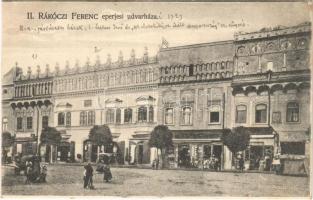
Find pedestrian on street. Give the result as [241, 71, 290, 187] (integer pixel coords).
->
[103, 160, 112, 183]
[83, 165, 88, 188]
[86, 163, 94, 189]
[239, 156, 244, 172]
[25, 161, 33, 184]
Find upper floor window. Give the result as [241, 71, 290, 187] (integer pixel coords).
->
[138, 106, 147, 122]
[165, 108, 174, 124]
[116, 109, 121, 124]
[42, 116, 49, 129]
[189, 65, 194, 76]
[17, 117, 23, 130]
[66, 112, 71, 126]
[286, 102, 299, 122]
[58, 113, 65, 126]
[255, 104, 267, 123]
[182, 107, 192, 125]
[149, 106, 154, 122]
[88, 111, 95, 125]
[80, 111, 87, 126]
[106, 109, 115, 124]
[124, 108, 132, 123]
[3, 89, 7, 94]
[267, 61, 273, 72]
[26, 117, 33, 129]
[84, 100, 92, 107]
[209, 105, 220, 123]
[236, 105, 247, 123]
[2, 117, 8, 132]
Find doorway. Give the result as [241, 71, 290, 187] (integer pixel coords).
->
[137, 144, 144, 164]
[58, 145, 70, 162]
[249, 146, 263, 170]
[178, 144, 190, 168]
[45, 145, 51, 163]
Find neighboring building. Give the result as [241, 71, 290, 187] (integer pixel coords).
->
[157, 41, 235, 169]
[231, 22, 311, 170]
[2, 22, 310, 171]
[2, 65, 18, 161]
[7, 64, 54, 158]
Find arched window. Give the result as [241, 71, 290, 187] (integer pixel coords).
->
[236, 105, 247, 123]
[287, 102, 299, 122]
[106, 109, 115, 124]
[88, 111, 95, 125]
[165, 108, 174, 124]
[138, 106, 147, 122]
[182, 107, 192, 125]
[149, 106, 154, 122]
[124, 108, 132, 123]
[66, 112, 71, 126]
[116, 108, 121, 124]
[80, 111, 87, 126]
[58, 112, 65, 126]
[255, 104, 267, 123]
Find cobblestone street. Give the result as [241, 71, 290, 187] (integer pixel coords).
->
[1, 164, 310, 197]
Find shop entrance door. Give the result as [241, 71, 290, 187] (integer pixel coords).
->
[137, 145, 144, 164]
[91, 145, 98, 162]
[213, 145, 222, 163]
[178, 144, 190, 168]
[250, 146, 263, 170]
[45, 145, 51, 163]
[58, 145, 70, 162]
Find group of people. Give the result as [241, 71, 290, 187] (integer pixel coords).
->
[25, 161, 47, 184]
[84, 161, 113, 189]
[203, 155, 221, 171]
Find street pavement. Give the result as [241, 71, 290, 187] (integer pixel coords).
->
[1, 164, 310, 197]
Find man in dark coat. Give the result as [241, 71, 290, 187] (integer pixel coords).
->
[86, 163, 94, 189]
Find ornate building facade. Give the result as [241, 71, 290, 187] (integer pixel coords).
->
[52, 48, 159, 163]
[2, 22, 310, 170]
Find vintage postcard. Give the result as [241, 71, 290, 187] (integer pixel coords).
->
[1, 1, 312, 198]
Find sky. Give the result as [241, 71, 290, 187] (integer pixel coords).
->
[1, 2, 311, 76]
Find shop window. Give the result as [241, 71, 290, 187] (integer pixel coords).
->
[182, 107, 192, 125]
[2, 117, 8, 132]
[66, 112, 71, 126]
[25, 143, 33, 154]
[26, 117, 33, 129]
[116, 108, 121, 124]
[17, 117, 23, 130]
[58, 112, 65, 126]
[281, 142, 305, 155]
[106, 109, 115, 124]
[165, 108, 174, 124]
[124, 108, 132, 123]
[42, 116, 49, 129]
[255, 104, 267, 123]
[138, 106, 147, 122]
[286, 102, 299, 122]
[236, 105, 247, 123]
[88, 111, 95, 125]
[80, 111, 87, 126]
[149, 106, 154, 122]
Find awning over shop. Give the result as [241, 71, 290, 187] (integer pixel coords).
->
[131, 134, 150, 140]
[172, 129, 223, 140]
[278, 131, 308, 142]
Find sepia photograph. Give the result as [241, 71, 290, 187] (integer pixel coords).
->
[1, 1, 312, 198]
